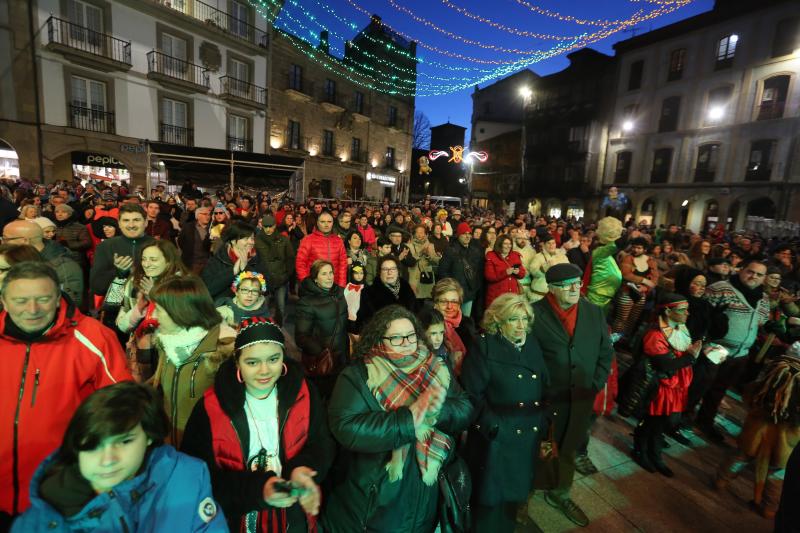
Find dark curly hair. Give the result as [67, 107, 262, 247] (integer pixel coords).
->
[351, 304, 432, 360]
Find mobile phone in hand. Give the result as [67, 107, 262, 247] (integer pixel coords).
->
[273, 481, 310, 498]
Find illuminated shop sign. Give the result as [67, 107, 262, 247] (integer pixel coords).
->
[367, 172, 397, 186]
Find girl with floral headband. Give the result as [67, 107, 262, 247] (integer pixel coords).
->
[216, 271, 271, 327]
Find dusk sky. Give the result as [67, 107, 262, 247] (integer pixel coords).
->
[270, 0, 717, 144]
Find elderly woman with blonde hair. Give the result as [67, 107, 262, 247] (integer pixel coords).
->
[461, 293, 548, 532]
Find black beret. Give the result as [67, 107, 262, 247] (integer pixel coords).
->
[235, 317, 284, 351]
[545, 263, 583, 284]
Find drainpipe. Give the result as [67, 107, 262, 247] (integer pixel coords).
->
[27, 0, 44, 181]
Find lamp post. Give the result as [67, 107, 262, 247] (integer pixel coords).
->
[519, 87, 532, 213]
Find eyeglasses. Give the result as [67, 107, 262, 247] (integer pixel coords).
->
[436, 298, 460, 307]
[237, 288, 261, 295]
[551, 280, 583, 290]
[214, 212, 226, 215]
[382, 332, 418, 347]
[380, 267, 398, 272]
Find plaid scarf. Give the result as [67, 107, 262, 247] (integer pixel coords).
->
[365, 343, 452, 485]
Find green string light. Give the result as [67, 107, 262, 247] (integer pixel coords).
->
[252, 0, 691, 96]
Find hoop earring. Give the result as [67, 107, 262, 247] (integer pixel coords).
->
[281, 363, 288, 377]
[236, 368, 244, 383]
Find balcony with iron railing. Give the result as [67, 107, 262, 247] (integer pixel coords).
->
[68, 104, 115, 134]
[220, 76, 266, 108]
[228, 136, 253, 152]
[147, 51, 210, 93]
[745, 166, 771, 181]
[320, 90, 344, 112]
[46, 16, 132, 70]
[282, 133, 310, 152]
[756, 100, 785, 121]
[650, 169, 669, 184]
[693, 167, 716, 182]
[349, 150, 368, 163]
[160, 123, 194, 146]
[284, 76, 315, 101]
[155, 0, 268, 48]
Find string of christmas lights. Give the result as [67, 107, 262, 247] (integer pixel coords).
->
[344, 0, 690, 65]
[279, 0, 491, 83]
[438, 0, 588, 40]
[383, 0, 575, 53]
[297, 0, 532, 73]
[250, 0, 693, 96]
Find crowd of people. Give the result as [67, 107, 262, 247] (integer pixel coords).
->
[0, 177, 799, 532]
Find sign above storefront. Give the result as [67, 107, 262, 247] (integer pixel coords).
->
[367, 171, 396, 186]
[71, 151, 127, 169]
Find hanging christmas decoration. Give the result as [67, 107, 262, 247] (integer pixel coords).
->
[250, 0, 694, 96]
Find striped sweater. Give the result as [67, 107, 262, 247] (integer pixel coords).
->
[704, 280, 770, 358]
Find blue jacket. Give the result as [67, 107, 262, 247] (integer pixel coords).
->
[12, 445, 227, 532]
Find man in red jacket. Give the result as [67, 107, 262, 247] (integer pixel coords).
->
[295, 211, 348, 287]
[0, 261, 131, 525]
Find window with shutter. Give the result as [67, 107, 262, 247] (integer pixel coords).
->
[67, 0, 103, 48]
[162, 33, 188, 77]
[231, 1, 249, 39]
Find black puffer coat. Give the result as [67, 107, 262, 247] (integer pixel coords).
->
[322, 361, 473, 533]
[295, 277, 349, 398]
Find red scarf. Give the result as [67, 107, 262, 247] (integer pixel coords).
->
[546, 293, 578, 337]
[443, 310, 467, 375]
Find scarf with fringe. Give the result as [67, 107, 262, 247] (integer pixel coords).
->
[364, 343, 452, 486]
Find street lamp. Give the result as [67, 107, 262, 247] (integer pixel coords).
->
[622, 120, 634, 133]
[707, 105, 725, 121]
[519, 87, 532, 99]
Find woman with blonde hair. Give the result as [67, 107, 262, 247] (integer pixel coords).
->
[462, 293, 548, 532]
[18, 203, 40, 221]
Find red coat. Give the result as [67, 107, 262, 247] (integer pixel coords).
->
[484, 250, 526, 307]
[204, 381, 313, 533]
[643, 329, 693, 416]
[0, 300, 131, 514]
[295, 228, 348, 287]
[357, 224, 377, 251]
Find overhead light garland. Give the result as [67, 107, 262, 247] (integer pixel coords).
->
[252, 0, 693, 96]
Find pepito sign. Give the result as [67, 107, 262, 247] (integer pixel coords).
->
[71, 151, 127, 169]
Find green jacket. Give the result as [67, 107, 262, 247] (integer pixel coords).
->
[322, 362, 472, 532]
[254, 229, 296, 288]
[530, 297, 613, 490]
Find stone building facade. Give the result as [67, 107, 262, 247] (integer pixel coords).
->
[268, 20, 415, 203]
[605, 0, 800, 231]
